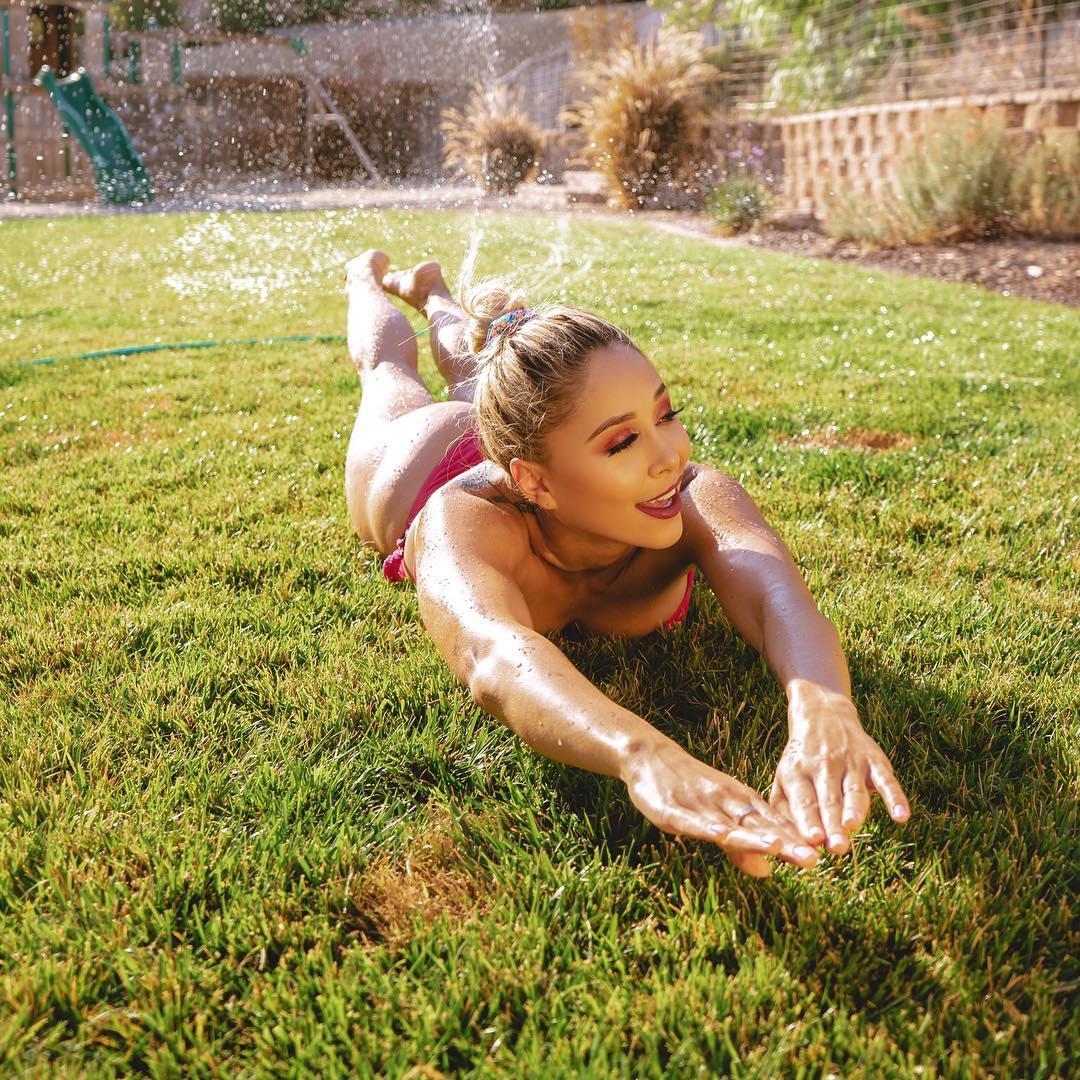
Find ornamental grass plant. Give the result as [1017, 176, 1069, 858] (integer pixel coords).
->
[440, 86, 544, 197]
[826, 115, 1019, 246]
[566, 32, 717, 209]
[1011, 135, 1080, 239]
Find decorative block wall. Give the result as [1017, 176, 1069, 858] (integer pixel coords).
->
[776, 87, 1080, 218]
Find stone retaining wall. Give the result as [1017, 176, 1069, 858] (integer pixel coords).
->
[776, 88, 1080, 218]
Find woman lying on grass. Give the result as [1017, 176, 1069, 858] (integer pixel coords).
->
[344, 249, 910, 878]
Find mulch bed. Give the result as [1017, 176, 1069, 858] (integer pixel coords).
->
[737, 225, 1080, 309]
[631, 200, 1080, 308]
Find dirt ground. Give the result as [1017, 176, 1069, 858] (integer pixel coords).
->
[642, 211, 1080, 309]
[738, 225, 1080, 309]
[5, 176, 1077, 308]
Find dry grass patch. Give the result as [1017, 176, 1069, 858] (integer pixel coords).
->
[401, 1067, 453, 1080]
[780, 427, 918, 452]
[340, 809, 490, 948]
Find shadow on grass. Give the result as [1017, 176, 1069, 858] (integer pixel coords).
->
[382, 590, 1074, 871]
[488, 607, 1077, 1022]
[548, 600, 1075, 843]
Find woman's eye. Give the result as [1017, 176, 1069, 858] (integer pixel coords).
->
[606, 407, 684, 456]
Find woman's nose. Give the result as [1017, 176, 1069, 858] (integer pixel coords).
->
[649, 433, 681, 476]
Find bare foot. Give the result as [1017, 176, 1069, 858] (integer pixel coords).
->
[344, 249, 391, 292]
[383, 260, 452, 315]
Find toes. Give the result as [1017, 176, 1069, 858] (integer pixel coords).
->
[382, 271, 419, 309]
[346, 249, 391, 284]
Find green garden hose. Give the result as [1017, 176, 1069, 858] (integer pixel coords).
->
[16, 327, 433, 369]
[16, 334, 348, 368]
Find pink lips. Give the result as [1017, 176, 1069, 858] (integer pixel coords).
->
[636, 489, 683, 519]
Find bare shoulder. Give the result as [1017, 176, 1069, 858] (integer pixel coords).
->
[682, 461, 748, 501]
[669, 460, 790, 570]
[410, 463, 537, 632]
[413, 462, 535, 577]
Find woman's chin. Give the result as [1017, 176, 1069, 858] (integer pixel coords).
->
[567, 509, 684, 553]
[653, 518, 685, 548]
[627, 513, 685, 550]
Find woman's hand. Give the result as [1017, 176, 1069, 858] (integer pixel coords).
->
[771, 685, 910, 855]
[622, 741, 820, 877]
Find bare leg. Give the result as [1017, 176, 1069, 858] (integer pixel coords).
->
[345, 250, 430, 419]
[343, 251, 474, 552]
[383, 261, 476, 403]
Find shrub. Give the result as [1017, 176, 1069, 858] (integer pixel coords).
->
[568, 4, 637, 66]
[565, 32, 718, 209]
[709, 174, 770, 233]
[110, 0, 180, 30]
[210, 0, 360, 31]
[211, 0, 291, 33]
[823, 191, 891, 246]
[1012, 136, 1080, 240]
[825, 115, 1020, 246]
[440, 87, 543, 196]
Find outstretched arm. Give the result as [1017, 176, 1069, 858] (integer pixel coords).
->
[412, 497, 819, 878]
[681, 466, 910, 855]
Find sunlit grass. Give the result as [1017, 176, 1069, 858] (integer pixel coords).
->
[1, 210, 1077, 1076]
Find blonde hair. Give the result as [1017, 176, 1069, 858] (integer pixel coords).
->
[459, 279, 635, 475]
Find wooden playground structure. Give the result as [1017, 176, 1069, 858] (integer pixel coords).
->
[0, 0, 382, 202]
[2, 0, 108, 197]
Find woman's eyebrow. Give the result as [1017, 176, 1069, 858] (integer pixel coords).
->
[586, 384, 668, 442]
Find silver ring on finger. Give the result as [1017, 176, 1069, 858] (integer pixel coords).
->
[735, 805, 756, 826]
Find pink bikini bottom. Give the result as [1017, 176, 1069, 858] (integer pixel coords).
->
[381, 429, 486, 583]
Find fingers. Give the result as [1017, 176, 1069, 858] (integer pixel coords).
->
[719, 792, 820, 870]
[653, 804, 770, 850]
[775, 774, 826, 847]
[771, 789, 793, 824]
[813, 771, 850, 855]
[869, 757, 911, 822]
[777, 763, 910, 862]
[841, 770, 873, 833]
[774, 784, 850, 857]
[722, 791, 798, 836]
[652, 805, 818, 874]
[728, 850, 772, 878]
[715, 824, 819, 871]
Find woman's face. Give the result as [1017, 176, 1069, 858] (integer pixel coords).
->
[528, 343, 692, 551]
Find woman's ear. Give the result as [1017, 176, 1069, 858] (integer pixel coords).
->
[509, 457, 557, 509]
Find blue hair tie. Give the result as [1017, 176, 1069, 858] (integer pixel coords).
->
[485, 307, 536, 346]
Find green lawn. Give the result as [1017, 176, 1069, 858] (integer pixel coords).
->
[1, 209, 1077, 1077]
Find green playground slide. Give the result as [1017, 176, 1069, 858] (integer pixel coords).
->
[35, 68, 154, 205]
